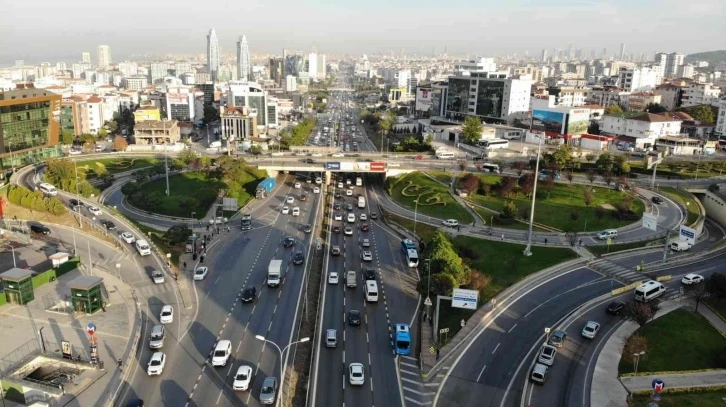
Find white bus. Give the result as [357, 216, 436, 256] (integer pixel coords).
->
[436, 151, 456, 159]
[38, 183, 58, 196]
[405, 249, 419, 268]
[477, 139, 509, 150]
[358, 196, 366, 209]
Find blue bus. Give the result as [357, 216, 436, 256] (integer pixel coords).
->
[401, 239, 417, 253]
[395, 324, 411, 355]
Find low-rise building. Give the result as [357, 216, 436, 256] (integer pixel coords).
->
[625, 92, 662, 112]
[133, 120, 180, 145]
[600, 112, 682, 149]
[220, 105, 258, 144]
[655, 135, 702, 155]
[681, 82, 721, 108]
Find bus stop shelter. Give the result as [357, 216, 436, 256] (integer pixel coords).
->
[0, 267, 35, 305]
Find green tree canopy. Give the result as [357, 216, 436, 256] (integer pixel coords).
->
[61, 130, 74, 145]
[644, 103, 668, 113]
[595, 152, 615, 173]
[461, 116, 483, 144]
[682, 105, 715, 123]
[604, 104, 623, 115]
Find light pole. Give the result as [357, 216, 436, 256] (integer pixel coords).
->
[190, 212, 196, 232]
[633, 351, 646, 374]
[10, 244, 16, 268]
[523, 137, 543, 256]
[164, 140, 170, 196]
[255, 335, 310, 407]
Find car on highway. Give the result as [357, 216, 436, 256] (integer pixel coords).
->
[147, 352, 166, 376]
[193, 267, 208, 281]
[370, 212, 378, 220]
[348, 363, 365, 386]
[242, 287, 256, 303]
[283, 236, 295, 248]
[313, 187, 320, 194]
[212, 340, 232, 367]
[363, 268, 376, 281]
[331, 245, 341, 256]
[361, 238, 370, 247]
[359, 214, 367, 221]
[361, 251, 373, 262]
[300, 193, 307, 201]
[303, 224, 312, 233]
[332, 225, 341, 233]
[334, 203, 342, 210]
[606, 301, 625, 315]
[548, 330, 567, 347]
[682, 273, 704, 285]
[30, 224, 51, 235]
[69, 199, 84, 209]
[530, 363, 548, 384]
[346, 204, 353, 211]
[292, 207, 300, 216]
[328, 271, 339, 284]
[348, 310, 361, 326]
[346, 189, 353, 196]
[282, 206, 290, 214]
[537, 345, 557, 366]
[159, 305, 173, 324]
[361, 223, 369, 231]
[443, 219, 459, 227]
[338, 181, 344, 188]
[347, 213, 356, 223]
[335, 192, 342, 199]
[232, 365, 253, 391]
[259, 376, 278, 405]
[120, 232, 136, 243]
[651, 196, 664, 204]
[344, 227, 353, 236]
[294, 182, 301, 189]
[334, 213, 343, 221]
[293, 251, 304, 265]
[581, 321, 601, 339]
[100, 220, 116, 230]
[88, 206, 103, 216]
[286, 196, 295, 204]
[332, 153, 344, 158]
[151, 270, 165, 284]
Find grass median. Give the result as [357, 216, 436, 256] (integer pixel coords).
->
[387, 171, 474, 224]
[632, 389, 726, 407]
[76, 157, 157, 178]
[587, 237, 665, 256]
[659, 186, 701, 225]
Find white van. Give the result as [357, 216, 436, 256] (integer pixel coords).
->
[209, 141, 222, 149]
[634, 280, 666, 302]
[365, 280, 378, 302]
[596, 229, 618, 240]
[135, 239, 151, 256]
[38, 183, 58, 196]
[212, 340, 232, 366]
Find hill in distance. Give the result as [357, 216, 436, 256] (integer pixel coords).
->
[685, 50, 726, 66]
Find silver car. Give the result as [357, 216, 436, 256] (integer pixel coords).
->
[259, 376, 278, 404]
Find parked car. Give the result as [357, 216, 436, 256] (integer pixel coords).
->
[537, 345, 557, 366]
[548, 330, 567, 347]
[30, 224, 51, 235]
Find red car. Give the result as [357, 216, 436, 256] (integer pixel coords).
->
[414, 155, 423, 160]
[361, 223, 370, 231]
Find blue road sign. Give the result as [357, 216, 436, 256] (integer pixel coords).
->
[326, 162, 341, 170]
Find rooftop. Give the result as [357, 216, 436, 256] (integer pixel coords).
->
[67, 275, 104, 290]
[0, 267, 34, 281]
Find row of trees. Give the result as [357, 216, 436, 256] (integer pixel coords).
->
[44, 158, 100, 198]
[279, 118, 317, 149]
[417, 231, 472, 297]
[6, 184, 66, 215]
[603, 102, 715, 124]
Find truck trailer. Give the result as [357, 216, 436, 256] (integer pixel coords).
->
[256, 177, 276, 199]
[268, 259, 282, 287]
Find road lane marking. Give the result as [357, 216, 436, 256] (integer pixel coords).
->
[492, 343, 500, 354]
[476, 365, 487, 382]
[508, 324, 518, 333]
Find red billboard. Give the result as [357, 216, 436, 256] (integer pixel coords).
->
[370, 162, 386, 172]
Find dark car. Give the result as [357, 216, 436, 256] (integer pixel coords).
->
[333, 225, 341, 234]
[293, 251, 304, 265]
[334, 203, 342, 210]
[363, 268, 376, 281]
[606, 301, 625, 315]
[69, 199, 84, 208]
[335, 193, 342, 199]
[304, 158, 316, 164]
[348, 310, 361, 326]
[346, 204, 353, 212]
[300, 194, 308, 202]
[361, 223, 369, 231]
[100, 220, 116, 230]
[242, 287, 256, 303]
[651, 196, 663, 205]
[30, 224, 51, 235]
[303, 224, 312, 234]
[283, 236, 295, 248]
[370, 212, 378, 220]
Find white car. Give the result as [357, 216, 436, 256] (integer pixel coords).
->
[359, 214, 367, 221]
[147, 352, 166, 376]
[282, 206, 290, 215]
[313, 187, 320, 194]
[537, 345, 557, 366]
[388, 163, 401, 167]
[332, 153, 344, 158]
[312, 153, 323, 157]
[286, 196, 295, 204]
[152, 270, 165, 284]
[334, 213, 343, 221]
[362, 238, 370, 247]
[69, 149, 82, 155]
[348, 363, 365, 386]
[347, 213, 356, 223]
[88, 206, 103, 216]
[682, 273, 704, 285]
[271, 152, 284, 157]
[194, 267, 208, 281]
[119, 232, 136, 244]
[292, 207, 300, 216]
[338, 182, 344, 188]
[442, 219, 459, 227]
[346, 189, 353, 196]
[159, 305, 173, 324]
[232, 365, 253, 391]
[328, 272, 339, 284]
[294, 182, 301, 189]
[362, 251, 373, 262]
[582, 321, 601, 339]
[344, 227, 353, 236]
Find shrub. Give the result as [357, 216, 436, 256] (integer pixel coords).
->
[501, 201, 517, 218]
[570, 210, 580, 221]
[164, 224, 192, 245]
[6, 185, 67, 216]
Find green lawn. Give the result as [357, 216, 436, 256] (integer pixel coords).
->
[437, 300, 476, 346]
[659, 187, 701, 225]
[631, 160, 726, 180]
[469, 175, 644, 232]
[133, 171, 226, 218]
[587, 238, 665, 256]
[618, 308, 726, 374]
[706, 298, 726, 321]
[388, 172, 474, 224]
[425, 170, 453, 186]
[633, 390, 726, 407]
[76, 157, 158, 178]
[452, 235, 577, 302]
[383, 211, 439, 243]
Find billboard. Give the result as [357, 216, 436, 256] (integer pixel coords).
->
[452, 288, 479, 309]
[564, 109, 590, 135]
[679, 225, 696, 245]
[370, 162, 385, 172]
[325, 162, 341, 170]
[531, 109, 566, 134]
[339, 162, 355, 171]
[353, 162, 370, 172]
[415, 87, 433, 112]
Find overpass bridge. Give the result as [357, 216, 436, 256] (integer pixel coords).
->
[256, 159, 415, 183]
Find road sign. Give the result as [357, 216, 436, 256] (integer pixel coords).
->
[370, 162, 386, 172]
[652, 379, 665, 393]
[87, 323, 96, 336]
[424, 297, 432, 307]
[607, 238, 612, 246]
[679, 225, 696, 245]
[452, 288, 479, 309]
[429, 346, 435, 354]
[439, 328, 450, 334]
[642, 212, 658, 232]
[325, 162, 341, 171]
[222, 197, 238, 211]
[544, 327, 551, 333]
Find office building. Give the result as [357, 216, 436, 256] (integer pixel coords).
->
[165, 85, 196, 121]
[0, 84, 62, 169]
[174, 61, 193, 78]
[125, 75, 149, 91]
[207, 29, 220, 81]
[443, 71, 532, 123]
[149, 62, 168, 85]
[97, 45, 112, 69]
[228, 81, 274, 128]
[237, 35, 251, 81]
[134, 120, 180, 145]
[285, 75, 297, 92]
[541, 49, 548, 62]
[220, 105, 258, 143]
[619, 43, 626, 60]
[663, 52, 684, 78]
[283, 49, 305, 77]
[269, 57, 284, 86]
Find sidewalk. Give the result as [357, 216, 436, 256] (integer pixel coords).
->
[590, 298, 726, 407]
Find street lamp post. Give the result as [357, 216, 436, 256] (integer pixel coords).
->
[255, 335, 310, 407]
[633, 351, 646, 374]
[190, 212, 196, 232]
[413, 199, 419, 238]
[523, 137, 543, 256]
[10, 244, 16, 268]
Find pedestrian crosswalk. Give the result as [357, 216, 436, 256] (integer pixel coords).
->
[399, 356, 435, 406]
[132, 282, 177, 299]
[589, 259, 644, 285]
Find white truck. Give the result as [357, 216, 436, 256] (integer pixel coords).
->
[358, 196, 366, 209]
[346, 271, 357, 288]
[670, 240, 693, 252]
[268, 260, 282, 287]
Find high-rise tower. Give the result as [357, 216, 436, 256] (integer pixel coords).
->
[619, 43, 626, 60]
[97, 45, 111, 69]
[237, 35, 251, 81]
[207, 29, 220, 82]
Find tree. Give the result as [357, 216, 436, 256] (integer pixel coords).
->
[583, 187, 593, 206]
[377, 111, 395, 136]
[202, 103, 220, 125]
[248, 145, 263, 155]
[596, 152, 614, 173]
[501, 201, 517, 218]
[595, 205, 606, 219]
[602, 171, 614, 187]
[459, 173, 479, 193]
[512, 161, 527, 177]
[98, 128, 108, 138]
[164, 223, 192, 245]
[497, 176, 516, 198]
[624, 301, 654, 328]
[587, 121, 600, 135]
[585, 153, 596, 164]
[461, 116, 483, 144]
[707, 272, 726, 299]
[644, 103, 668, 113]
[565, 231, 579, 247]
[687, 283, 709, 312]
[61, 130, 74, 145]
[113, 136, 128, 151]
[121, 182, 141, 196]
[586, 170, 596, 185]
[519, 173, 535, 197]
[604, 104, 623, 115]
[177, 148, 197, 168]
[543, 174, 556, 198]
[565, 170, 574, 184]
[614, 154, 630, 174]
[622, 334, 648, 364]
[682, 105, 715, 123]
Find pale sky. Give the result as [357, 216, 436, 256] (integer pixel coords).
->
[1, 0, 724, 64]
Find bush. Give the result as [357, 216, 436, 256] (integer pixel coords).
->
[6, 185, 67, 216]
[501, 201, 517, 218]
[570, 210, 580, 221]
[164, 224, 192, 245]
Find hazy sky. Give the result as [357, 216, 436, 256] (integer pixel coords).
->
[2, 0, 724, 64]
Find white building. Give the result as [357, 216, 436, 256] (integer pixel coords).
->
[678, 64, 695, 79]
[227, 81, 275, 128]
[716, 98, 726, 137]
[600, 112, 682, 148]
[618, 66, 659, 92]
[664, 52, 684, 77]
[454, 58, 497, 74]
[149, 62, 168, 85]
[443, 71, 533, 123]
[82, 52, 91, 64]
[285, 75, 297, 92]
[236, 36, 251, 81]
[220, 105, 258, 143]
[165, 85, 196, 121]
[86, 95, 104, 134]
[207, 29, 220, 81]
[125, 75, 149, 91]
[97, 45, 112, 69]
[174, 61, 193, 78]
[681, 82, 721, 108]
[118, 61, 138, 77]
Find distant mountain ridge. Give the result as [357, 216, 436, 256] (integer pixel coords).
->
[685, 50, 726, 66]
